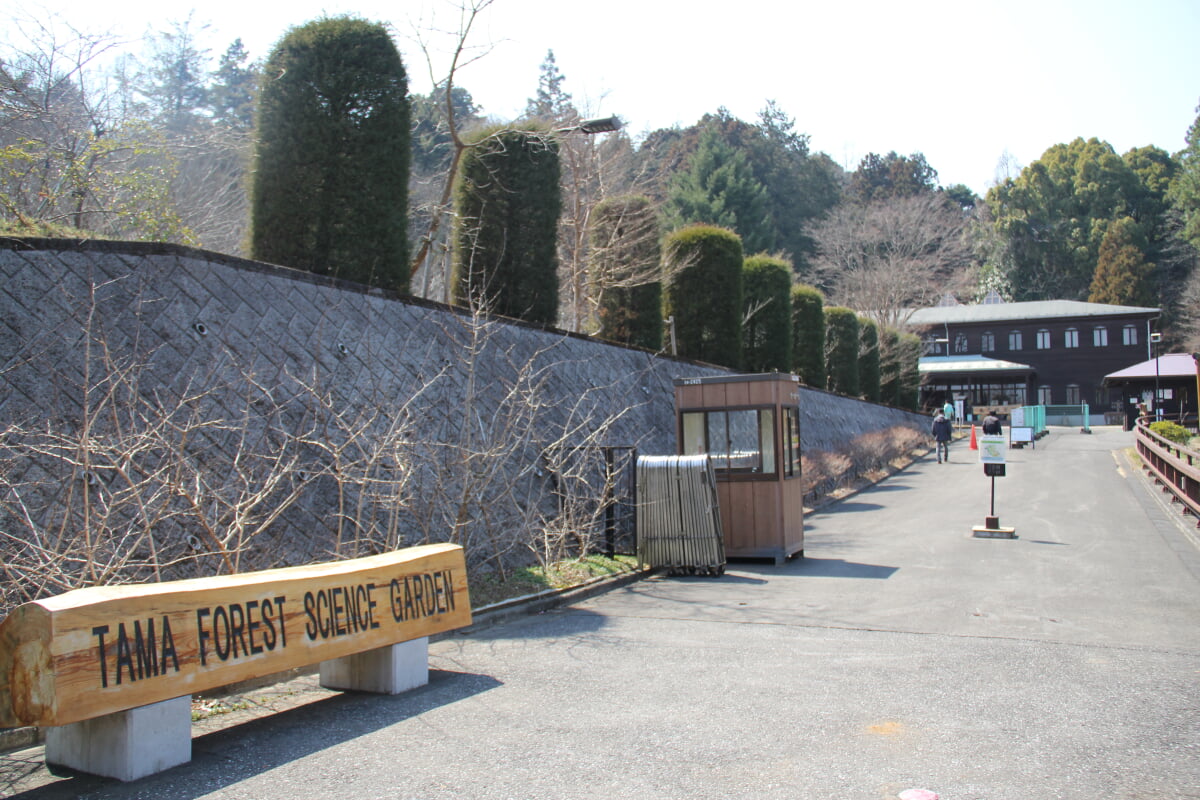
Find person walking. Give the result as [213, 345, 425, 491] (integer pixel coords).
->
[931, 410, 953, 464]
[982, 409, 1002, 435]
[943, 399, 955, 423]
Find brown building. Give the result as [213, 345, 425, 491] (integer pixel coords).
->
[908, 298, 1159, 424]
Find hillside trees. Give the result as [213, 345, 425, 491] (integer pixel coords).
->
[741, 254, 792, 372]
[251, 16, 411, 292]
[808, 191, 973, 329]
[858, 316, 881, 402]
[1088, 216, 1155, 306]
[452, 125, 561, 325]
[985, 137, 1157, 302]
[666, 126, 773, 255]
[0, 15, 190, 239]
[589, 195, 662, 349]
[664, 225, 743, 368]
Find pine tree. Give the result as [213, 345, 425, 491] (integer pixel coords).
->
[250, 17, 411, 293]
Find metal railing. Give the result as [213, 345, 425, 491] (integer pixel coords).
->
[1135, 416, 1200, 526]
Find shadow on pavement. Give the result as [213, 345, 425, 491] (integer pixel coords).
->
[4, 669, 502, 800]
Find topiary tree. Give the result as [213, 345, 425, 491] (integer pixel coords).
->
[452, 125, 561, 325]
[857, 315, 881, 402]
[251, 16, 410, 293]
[790, 284, 824, 387]
[663, 224, 744, 368]
[878, 326, 901, 405]
[742, 254, 792, 372]
[589, 195, 662, 349]
[824, 306, 859, 396]
[895, 332, 923, 410]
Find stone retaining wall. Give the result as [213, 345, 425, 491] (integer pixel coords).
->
[0, 239, 925, 592]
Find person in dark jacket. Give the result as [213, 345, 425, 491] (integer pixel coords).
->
[982, 410, 1003, 435]
[931, 411, 953, 463]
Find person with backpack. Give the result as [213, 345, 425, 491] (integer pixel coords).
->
[931, 410, 953, 464]
[982, 410, 1003, 435]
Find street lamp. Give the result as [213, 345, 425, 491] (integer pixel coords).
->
[1150, 332, 1163, 420]
[554, 116, 623, 135]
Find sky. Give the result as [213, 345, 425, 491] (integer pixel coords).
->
[7, 0, 1200, 197]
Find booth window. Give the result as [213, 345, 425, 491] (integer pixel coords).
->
[784, 407, 801, 477]
[681, 408, 776, 475]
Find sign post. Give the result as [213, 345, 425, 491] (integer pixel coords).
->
[974, 435, 1016, 539]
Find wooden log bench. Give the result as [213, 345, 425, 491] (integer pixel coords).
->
[0, 543, 471, 781]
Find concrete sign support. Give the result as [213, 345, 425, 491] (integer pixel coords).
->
[974, 435, 1016, 539]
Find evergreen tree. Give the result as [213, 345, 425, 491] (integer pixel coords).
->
[666, 127, 773, 254]
[878, 327, 901, 405]
[1088, 217, 1156, 306]
[824, 307, 859, 396]
[590, 195, 662, 349]
[208, 39, 258, 131]
[1168, 102, 1200, 252]
[523, 50, 575, 124]
[251, 16, 411, 292]
[452, 125, 561, 325]
[139, 16, 210, 133]
[790, 284, 825, 387]
[742, 254, 792, 372]
[895, 332, 922, 410]
[858, 315, 881, 402]
[663, 224, 744, 368]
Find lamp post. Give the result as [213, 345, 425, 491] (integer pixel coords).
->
[554, 116, 623, 135]
[1150, 332, 1163, 421]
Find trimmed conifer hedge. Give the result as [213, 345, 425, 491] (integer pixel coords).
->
[824, 306, 859, 396]
[251, 17, 410, 293]
[452, 126, 561, 325]
[742, 254, 792, 372]
[790, 284, 825, 387]
[663, 225, 744, 369]
[590, 195, 662, 349]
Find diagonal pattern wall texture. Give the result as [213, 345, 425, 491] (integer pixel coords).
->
[0, 239, 924, 613]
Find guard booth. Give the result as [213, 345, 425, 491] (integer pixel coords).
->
[674, 373, 804, 563]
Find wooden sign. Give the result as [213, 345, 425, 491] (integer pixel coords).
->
[0, 543, 470, 729]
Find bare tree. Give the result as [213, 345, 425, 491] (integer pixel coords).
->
[808, 192, 974, 329]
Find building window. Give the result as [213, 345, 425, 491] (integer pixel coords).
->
[1066, 385, 1081, 405]
[954, 333, 968, 353]
[1038, 385, 1053, 405]
[1036, 329, 1051, 349]
[1123, 324, 1138, 346]
[1008, 330, 1023, 351]
[981, 332, 995, 353]
[1093, 326, 1108, 347]
[1064, 328, 1079, 348]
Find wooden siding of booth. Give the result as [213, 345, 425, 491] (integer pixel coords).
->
[674, 374, 804, 563]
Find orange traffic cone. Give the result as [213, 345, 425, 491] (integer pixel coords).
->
[969, 424, 978, 450]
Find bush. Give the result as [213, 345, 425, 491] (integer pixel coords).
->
[858, 316, 880, 402]
[1150, 420, 1191, 445]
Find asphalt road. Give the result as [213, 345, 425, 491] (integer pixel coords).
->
[5, 426, 1199, 800]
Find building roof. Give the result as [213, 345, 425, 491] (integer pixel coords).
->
[908, 300, 1159, 327]
[1104, 353, 1200, 381]
[918, 355, 1034, 374]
